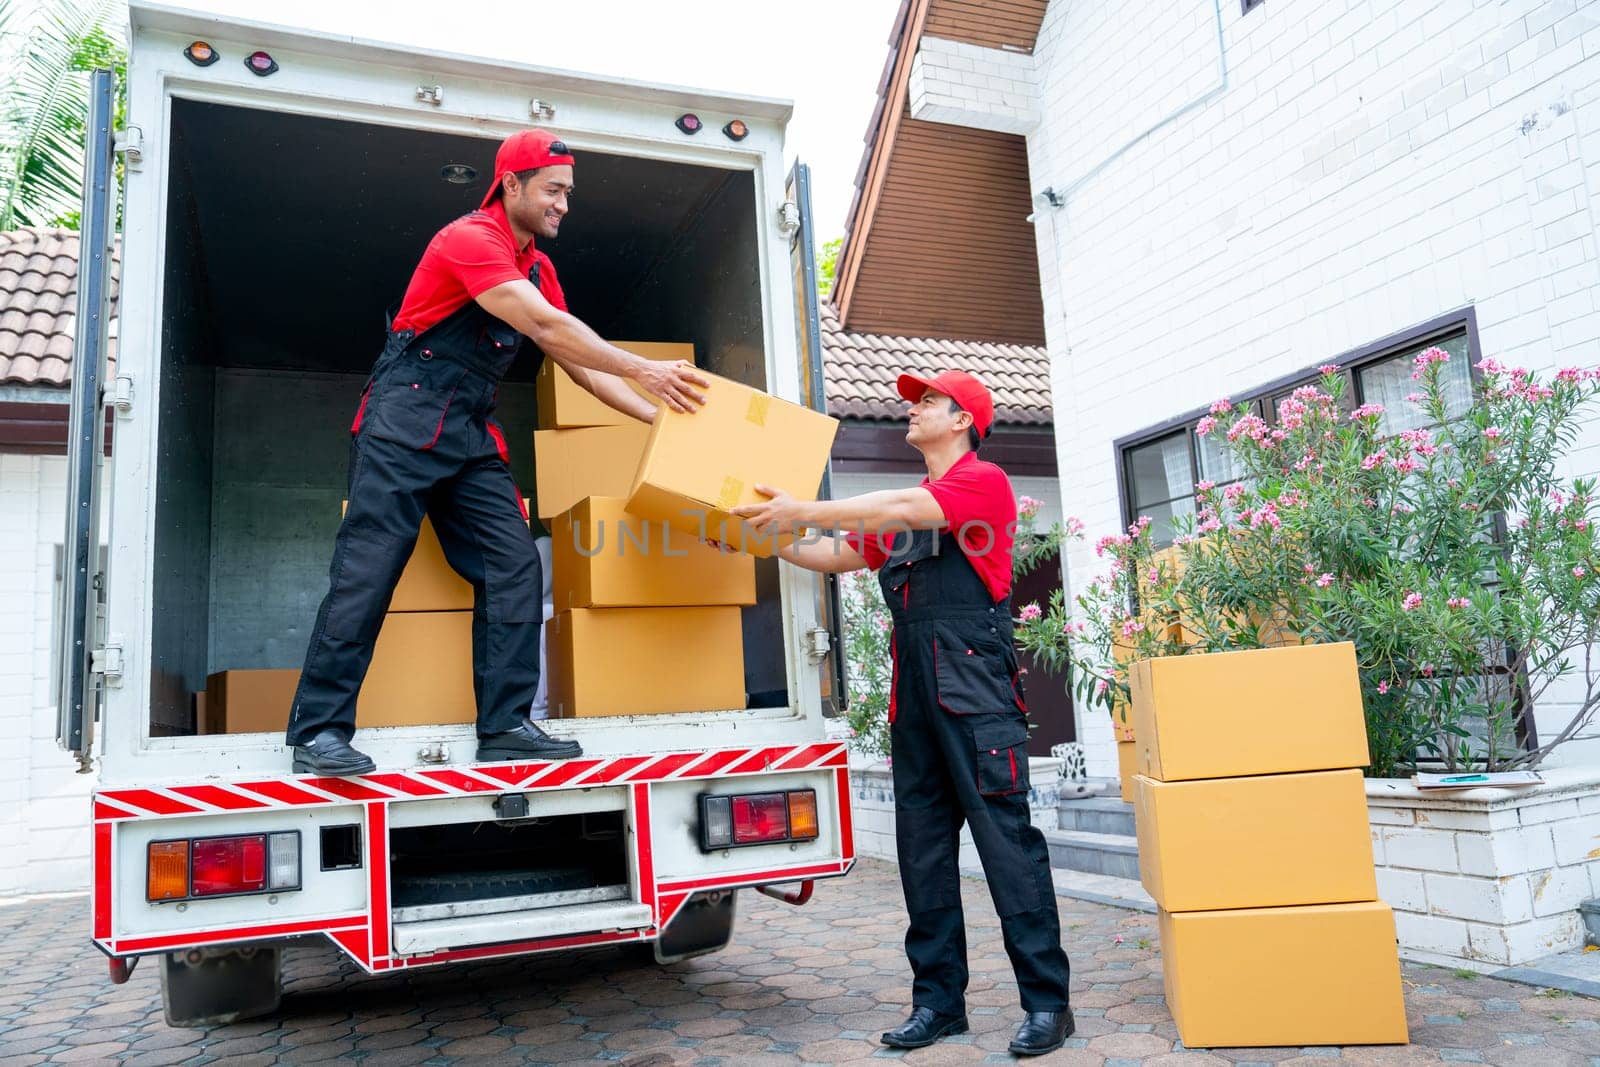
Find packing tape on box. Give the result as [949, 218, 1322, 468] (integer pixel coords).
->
[717, 476, 744, 509]
[745, 394, 770, 427]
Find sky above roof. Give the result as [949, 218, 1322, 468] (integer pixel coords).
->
[170, 0, 901, 241]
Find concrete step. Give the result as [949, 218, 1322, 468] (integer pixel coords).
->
[1057, 796, 1136, 836]
[1042, 828, 1141, 881]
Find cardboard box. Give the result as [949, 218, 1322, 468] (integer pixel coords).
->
[1117, 740, 1137, 803]
[1159, 901, 1408, 1048]
[537, 341, 696, 429]
[533, 422, 652, 520]
[626, 372, 839, 557]
[207, 611, 479, 733]
[1134, 769, 1377, 912]
[340, 499, 530, 613]
[550, 496, 756, 609]
[548, 606, 745, 717]
[1130, 642, 1370, 781]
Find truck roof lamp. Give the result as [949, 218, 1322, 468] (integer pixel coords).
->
[722, 120, 749, 142]
[440, 163, 478, 185]
[245, 50, 279, 77]
[183, 41, 219, 67]
[674, 113, 702, 135]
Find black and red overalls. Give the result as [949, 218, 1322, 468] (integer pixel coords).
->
[284, 211, 551, 747]
[861, 469, 1071, 1019]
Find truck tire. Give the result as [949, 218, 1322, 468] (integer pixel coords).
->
[160, 945, 282, 1027]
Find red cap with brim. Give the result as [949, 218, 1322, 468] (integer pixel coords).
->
[480, 128, 577, 209]
[896, 369, 996, 437]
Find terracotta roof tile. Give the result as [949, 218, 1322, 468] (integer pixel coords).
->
[0, 228, 120, 387]
[821, 301, 1051, 427]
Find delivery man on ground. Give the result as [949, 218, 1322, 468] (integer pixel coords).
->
[286, 129, 707, 777]
[732, 370, 1073, 1056]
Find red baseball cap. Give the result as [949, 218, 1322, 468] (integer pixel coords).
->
[480, 128, 576, 209]
[896, 369, 995, 438]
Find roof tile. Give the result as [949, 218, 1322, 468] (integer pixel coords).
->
[0, 228, 120, 387]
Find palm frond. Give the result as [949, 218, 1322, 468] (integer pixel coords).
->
[0, 0, 122, 231]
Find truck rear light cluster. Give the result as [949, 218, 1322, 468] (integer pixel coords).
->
[699, 789, 819, 851]
[147, 832, 301, 902]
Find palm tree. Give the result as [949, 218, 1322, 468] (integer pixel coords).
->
[0, 0, 124, 231]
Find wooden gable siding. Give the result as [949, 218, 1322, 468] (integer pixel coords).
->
[843, 115, 1045, 346]
[923, 0, 1049, 53]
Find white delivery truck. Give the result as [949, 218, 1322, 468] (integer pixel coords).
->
[60, 1, 853, 1025]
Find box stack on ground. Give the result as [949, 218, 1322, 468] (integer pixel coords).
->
[539, 345, 783, 719]
[1129, 642, 1408, 1049]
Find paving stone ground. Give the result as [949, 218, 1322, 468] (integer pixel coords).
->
[0, 859, 1595, 1066]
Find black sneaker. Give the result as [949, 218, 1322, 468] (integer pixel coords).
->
[477, 721, 583, 762]
[291, 729, 377, 776]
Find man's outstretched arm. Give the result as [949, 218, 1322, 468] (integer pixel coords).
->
[778, 535, 870, 574]
[733, 485, 947, 537]
[476, 279, 707, 412]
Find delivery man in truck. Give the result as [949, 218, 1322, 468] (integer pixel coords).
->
[733, 370, 1074, 1057]
[286, 128, 708, 776]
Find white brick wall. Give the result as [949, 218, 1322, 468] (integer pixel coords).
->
[910, 36, 1041, 135]
[0, 454, 96, 896]
[1367, 769, 1600, 967]
[1017, 0, 1600, 779]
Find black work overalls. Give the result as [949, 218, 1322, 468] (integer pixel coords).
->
[285, 261, 543, 746]
[881, 528, 1071, 1016]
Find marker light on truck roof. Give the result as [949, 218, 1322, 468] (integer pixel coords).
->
[183, 42, 219, 67]
[440, 163, 478, 185]
[675, 113, 702, 135]
[245, 51, 279, 77]
[722, 120, 749, 142]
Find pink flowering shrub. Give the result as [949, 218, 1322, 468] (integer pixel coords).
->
[1018, 351, 1600, 776]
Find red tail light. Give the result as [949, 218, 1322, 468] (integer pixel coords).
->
[731, 794, 789, 844]
[191, 835, 268, 896]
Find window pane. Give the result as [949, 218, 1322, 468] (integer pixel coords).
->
[1195, 425, 1245, 484]
[1358, 333, 1472, 435]
[1141, 496, 1196, 549]
[1127, 432, 1194, 510]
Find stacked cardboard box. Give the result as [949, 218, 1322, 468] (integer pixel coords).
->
[1129, 642, 1408, 1049]
[539, 346, 763, 718]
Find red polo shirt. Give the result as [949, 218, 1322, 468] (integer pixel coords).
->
[845, 451, 1019, 602]
[391, 200, 567, 332]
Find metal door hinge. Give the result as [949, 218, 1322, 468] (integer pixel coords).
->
[804, 626, 831, 662]
[92, 640, 124, 686]
[416, 84, 444, 106]
[114, 126, 144, 170]
[529, 99, 556, 120]
[111, 375, 134, 416]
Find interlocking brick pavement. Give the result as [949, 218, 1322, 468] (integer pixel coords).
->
[0, 859, 1595, 1065]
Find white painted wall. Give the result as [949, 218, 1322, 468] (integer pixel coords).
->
[1001, 0, 1600, 778]
[0, 453, 95, 895]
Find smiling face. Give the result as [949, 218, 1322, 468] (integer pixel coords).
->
[502, 164, 573, 241]
[905, 388, 974, 452]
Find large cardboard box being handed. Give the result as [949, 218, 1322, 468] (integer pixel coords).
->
[626, 372, 838, 557]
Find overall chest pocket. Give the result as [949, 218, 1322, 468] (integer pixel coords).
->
[933, 632, 1023, 715]
[365, 359, 468, 450]
[971, 716, 1030, 796]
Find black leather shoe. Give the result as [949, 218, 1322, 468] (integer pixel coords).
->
[477, 721, 583, 761]
[880, 1006, 969, 1049]
[291, 729, 376, 776]
[1009, 1009, 1075, 1056]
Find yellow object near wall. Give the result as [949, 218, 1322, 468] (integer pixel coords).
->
[535, 341, 696, 429]
[547, 606, 746, 718]
[1116, 740, 1137, 803]
[549, 496, 756, 610]
[1159, 902, 1409, 1048]
[1130, 642, 1370, 781]
[1133, 770, 1377, 912]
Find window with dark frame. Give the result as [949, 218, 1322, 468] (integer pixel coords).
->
[1242, 0, 1265, 13]
[1113, 309, 1534, 760]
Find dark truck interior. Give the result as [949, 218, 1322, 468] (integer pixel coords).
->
[148, 96, 784, 734]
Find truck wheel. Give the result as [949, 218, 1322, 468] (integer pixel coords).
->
[651, 889, 736, 964]
[160, 945, 282, 1027]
